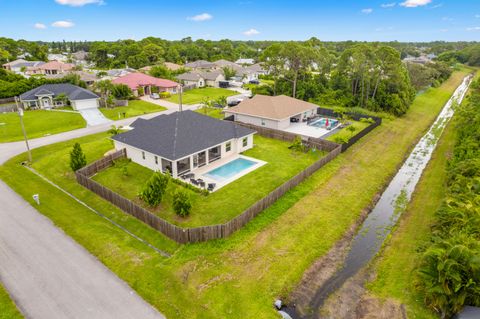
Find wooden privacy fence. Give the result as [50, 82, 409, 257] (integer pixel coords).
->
[75, 139, 342, 243]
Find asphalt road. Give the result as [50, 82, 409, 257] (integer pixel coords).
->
[0, 108, 194, 318]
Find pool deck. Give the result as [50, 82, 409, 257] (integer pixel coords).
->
[192, 154, 266, 191]
[284, 121, 339, 139]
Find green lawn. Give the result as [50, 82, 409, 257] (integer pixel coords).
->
[0, 68, 472, 318]
[325, 120, 371, 143]
[194, 107, 224, 119]
[0, 283, 23, 319]
[100, 100, 167, 120]
[0, 110, 85, 143]
[93, 135, 324, 227]
[166, 88, 237, 105]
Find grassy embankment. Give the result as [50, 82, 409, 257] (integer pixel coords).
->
[0, 283, 22, 319]
[0, 68, 471, 318]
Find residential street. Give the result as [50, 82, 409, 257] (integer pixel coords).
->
[0, 107, 191, 318]
[0, 179, 165, 319]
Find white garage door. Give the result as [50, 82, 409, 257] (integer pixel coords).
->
[73, 99, 98, 111]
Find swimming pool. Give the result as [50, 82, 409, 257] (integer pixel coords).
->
[204, 158, 257, 182]
[309, 117, 339, 129]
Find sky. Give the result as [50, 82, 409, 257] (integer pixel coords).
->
[0, 0, 479, 42]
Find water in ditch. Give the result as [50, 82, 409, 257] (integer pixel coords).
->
[282, 75, 473, 319]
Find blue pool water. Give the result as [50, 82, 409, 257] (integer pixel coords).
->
[310, 118, 339, 128]
[204, 158, 257, 181]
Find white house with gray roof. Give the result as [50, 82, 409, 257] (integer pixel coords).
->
[112, 111, 256, 178]
[19, 83, 100, 110]
[176, 70, 225, 88]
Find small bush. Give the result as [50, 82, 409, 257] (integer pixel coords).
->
[172, 190, 192, 217]
[70, 143, 87, 171]
[171, 178, 209, 196]
[160, 91, 171, 99]
[139, 171, 169, 207]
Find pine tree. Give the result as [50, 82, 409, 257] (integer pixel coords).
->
[69, 143, 87, 171]
[139, 172, 169, 207]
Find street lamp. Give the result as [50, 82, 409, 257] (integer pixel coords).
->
[15, 96, 32, 162]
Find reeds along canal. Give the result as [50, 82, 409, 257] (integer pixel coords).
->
[283, 75, 474, 319]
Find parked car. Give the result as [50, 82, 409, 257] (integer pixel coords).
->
[249, 80, 260, 85]
[228, 100, 241, 107]
[213, 103, 225, 109]
[150, 93, 160, 99]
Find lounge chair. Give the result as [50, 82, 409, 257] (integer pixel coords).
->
[207, 183, 216, 191]
[190, 178, 198, 185]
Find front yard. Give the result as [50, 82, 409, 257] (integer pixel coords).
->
[166, 87, 237, 105]
[92, 135, 325, 227]
[194, 106, 224, 119]
[0, 110, 86, 143]
[100, 100, 167, 120]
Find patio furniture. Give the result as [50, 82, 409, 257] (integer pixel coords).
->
[207, 183, 216, 192]
[190, 178, 198, 185]
[198, 180, 206, 188]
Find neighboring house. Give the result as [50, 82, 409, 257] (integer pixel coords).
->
[224, 95, 318, 130]
[47, 53, 68, 62]
[112, 72, 179, 96]
[176, 71, 205, 88]
[28, 60, 75, 75]
[104, 68, 135, 79]
[185, 60, 215, 70]
[235, 68, 258, 83]
[2, 59, 45, 74]
[247, 63, 268, 76]
[19, 83, 100, 110]
[176, 70, 225, 88]
[112, 110, 256, 178]
[165, 62, 183, 71]
[45, 71, 98, 86]
[235, 58, 255, 65]
[213, 59, 242, 71]
[72, 50, 88, 62]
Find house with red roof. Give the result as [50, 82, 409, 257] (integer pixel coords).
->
[112, 72, 179, 96]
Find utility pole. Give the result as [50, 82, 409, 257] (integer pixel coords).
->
[15, 96, 32, 162]
[178, 84, 183, 112]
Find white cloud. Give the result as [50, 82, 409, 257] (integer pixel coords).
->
[34, 23, 47, 29]
[400, 0, 431, 7]
[361, 8, 373, 14]
[51, 20, 75, 28]
[187, 13, 213, 22]
[243, 28, 260, 36]
[466, 26, 480, 31]
[381, 3, 396, 8]
[55, 0, 104, 6]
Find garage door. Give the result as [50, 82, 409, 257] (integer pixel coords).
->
[73, 99, 98, 111]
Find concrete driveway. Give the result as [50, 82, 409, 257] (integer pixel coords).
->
[0, 110, 188, 318]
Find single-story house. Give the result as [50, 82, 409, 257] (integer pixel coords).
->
[45, 71, 98, 86]
[103, 68, 135, 80]
[72, 50, 88, 62]
[20, 83, 100, 110]
[247, 63, 268, 76]
[185, 60, 215, 70]
[164, 62, 183, 71]
[213, 59, 242, 71]
[47, 53, 68, 62]
[28, 60, 75, 75]
[112, 110, 256, 178]
[112, 72, 179, 96]
[176, 70, 225, 88]
[235, 58, 255, 65]
[224, 95, 318, 130]
[2, 59, 45, 74]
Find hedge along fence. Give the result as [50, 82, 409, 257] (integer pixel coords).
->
[75, 130, 342, 243]
[316, 107, 382, 152]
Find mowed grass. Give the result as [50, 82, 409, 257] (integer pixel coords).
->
[100, 100, 167, 120]
[166, 87, 237, 105]
[0, 283, 23, 319]
[93, 135, 324, 227]
[0, 110, 85, 143]
[194, 106, 224, 119]
[0, 68, 472, 318]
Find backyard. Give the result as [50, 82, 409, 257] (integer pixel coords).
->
[99, 100, 167, 120]
[0, 68, 472, 318]
[325, 120, 371, 143]
[166, 87, 237, 105]
[194, 106, 224, 119]
[91, 135, 325, 227]
[0, 110, 85, 143]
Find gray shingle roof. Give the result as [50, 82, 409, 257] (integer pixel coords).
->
[20, 84, 99, 101]
[112, 110, 256, 161]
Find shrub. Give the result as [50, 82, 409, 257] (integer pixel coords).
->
[172, 190, 192, 217]
[160, 91, 171, 99]
[111, 84, 132, 100]
[288, 136, 307, 152]
[139, 171, 169, 207]
[137, 87, 145, 96]
[69, 143, 87, 171]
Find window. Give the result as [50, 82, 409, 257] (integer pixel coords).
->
[242, 137, 248, 147]
[226, 142, 231, 152]
[142, 151, 145, 160]
[154, 156, 158, 164]
[161, 159, 172, 173]
[261, 119, 265, 126]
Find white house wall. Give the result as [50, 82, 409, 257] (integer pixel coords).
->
[227, 113, 279, 129]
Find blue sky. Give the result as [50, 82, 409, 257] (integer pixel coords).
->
[1, 0, 479, 42]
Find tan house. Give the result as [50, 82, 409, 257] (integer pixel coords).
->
[28, 60, 74, 75]
[176, 70, 225, 88]
[224, 95, 318, 130]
